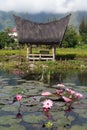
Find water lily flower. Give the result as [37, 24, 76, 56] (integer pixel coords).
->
[75, 93, 83, 99]
[56, 89, 63, 96]
[41, 92, 52, 96]
[62, 96, 72, 103]
[66, 88, 76, 95]
[42, 99, 53, 109]
[16, 94, 22, 101]
[13, 94, 22, 103]
[57, 84, 65, 88]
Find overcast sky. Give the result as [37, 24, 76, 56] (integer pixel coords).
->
[0, 0, 87, 13]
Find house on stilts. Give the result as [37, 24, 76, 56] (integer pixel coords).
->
[14, 14, 71, 61]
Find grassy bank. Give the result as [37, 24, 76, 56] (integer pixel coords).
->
[0, 48, 87, 73]
[0, 47, 87, 58]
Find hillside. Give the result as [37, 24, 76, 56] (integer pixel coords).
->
[0, 11, 87, 31]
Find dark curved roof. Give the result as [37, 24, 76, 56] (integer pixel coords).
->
[14, 14, 71, 45]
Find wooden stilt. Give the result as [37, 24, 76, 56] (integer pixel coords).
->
[52, 45, 56, 61]
[26, 47, 29, 60]
[29, 44, 32, 54]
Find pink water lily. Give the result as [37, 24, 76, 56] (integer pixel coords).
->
[75, 93, 83, 99]
[16, 94, 22, 101]
[62, 96, 72, 103]
[42, 99, 53, 109]
[57, 84, 65, 88]
[56, 89, 63, 96]
[66, 88, 76, 95]
[41, 92, 52, 96]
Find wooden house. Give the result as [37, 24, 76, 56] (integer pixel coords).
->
[14, 14, 71, 61]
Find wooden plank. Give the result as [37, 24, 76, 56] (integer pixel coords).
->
[28, 53, 53, 61]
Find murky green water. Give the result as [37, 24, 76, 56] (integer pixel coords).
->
[0, 70, 87, 130]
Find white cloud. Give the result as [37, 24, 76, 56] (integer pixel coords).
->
[72, 0, 87, 12]
[0, 0, 87, 13]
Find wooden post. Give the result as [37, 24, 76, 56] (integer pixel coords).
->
[52, 45, 56, 61]
[29, 44, 32, 54]
[26, 47, 29, 60]
[29, 44, 33, 61]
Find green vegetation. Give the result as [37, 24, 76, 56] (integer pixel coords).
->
[56, 47, 87, 58]
[0, 13, 87, 78]
[79, 16, 87, 44]
[0, 48, 87, 72]
[0, 48, 87, 83]
[62, 26, 79, 48]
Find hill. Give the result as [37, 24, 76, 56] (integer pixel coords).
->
[0, 11, 87, 31]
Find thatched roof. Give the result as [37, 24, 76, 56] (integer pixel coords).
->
[14, 14, 71, 45]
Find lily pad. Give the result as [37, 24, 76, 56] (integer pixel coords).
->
[1, 104, 18, 112]
[0, 125, 26, 130]
[70, 125, 87, 130]
[11, 87, 25, 94]
[23, 114, 46, 123]
[0, 115, 21, 125]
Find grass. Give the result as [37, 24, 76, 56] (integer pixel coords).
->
[0, 47, 87, 73]
[0, 47, 87, 58]
[56, 48, 87, 58]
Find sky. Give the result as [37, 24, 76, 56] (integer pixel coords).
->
[0, 0, 87, 14]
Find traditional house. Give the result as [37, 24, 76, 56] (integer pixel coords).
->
[8, 27, 18, 37]
[14, 14, 71, 61]
[8, 27, 18, 42]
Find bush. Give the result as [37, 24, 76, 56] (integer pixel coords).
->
[56, 53, 76, 60]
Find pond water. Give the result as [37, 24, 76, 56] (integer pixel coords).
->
[0, 70, 87, 130]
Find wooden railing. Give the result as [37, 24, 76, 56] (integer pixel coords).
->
[27, 54, 54, 61]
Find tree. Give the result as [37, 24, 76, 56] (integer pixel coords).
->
[61, 26, 79, 48]
[79, 17, 85, 34]
[79, 16, 87, 44]
[0, 30, 14, 49]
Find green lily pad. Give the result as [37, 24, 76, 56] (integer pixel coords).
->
[9, 125, 26, 130]
[11, 87, 25, 94]
[70, 125, 87, 130]
[0, 125, 26, 130]
[23, 114, 46, 123]
[53, 116, 71, 128]
[1, 104, 18, 112]
[51, 111, 65, 120]
[0, 115, 21, 125]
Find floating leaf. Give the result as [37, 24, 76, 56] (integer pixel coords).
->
[0, 115, 21, 125]
[23, 114, 46, 123]
[11, 88, 25, 94]
[0, 125, 26, 130]
[70, 125, 87, 130]
[1, 104, 18, 112]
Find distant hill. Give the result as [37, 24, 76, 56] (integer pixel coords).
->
[0, 10, 87, 31]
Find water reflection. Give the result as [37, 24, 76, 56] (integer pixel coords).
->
[48, 69, 87, 86]
[16, 112, 22, 119]
[64, 109, 87, 128]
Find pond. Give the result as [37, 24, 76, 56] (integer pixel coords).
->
[0, 70, 87, 130]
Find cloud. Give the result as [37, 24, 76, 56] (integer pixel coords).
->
[72, 0, 87, 12]
[0, 0, 87, 13]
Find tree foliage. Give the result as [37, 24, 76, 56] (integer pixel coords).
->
[0, 30, 14, 49]
[79, 17, 87, 44]
[79, 17, 86, 34]
[61, 26, 79, 48]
